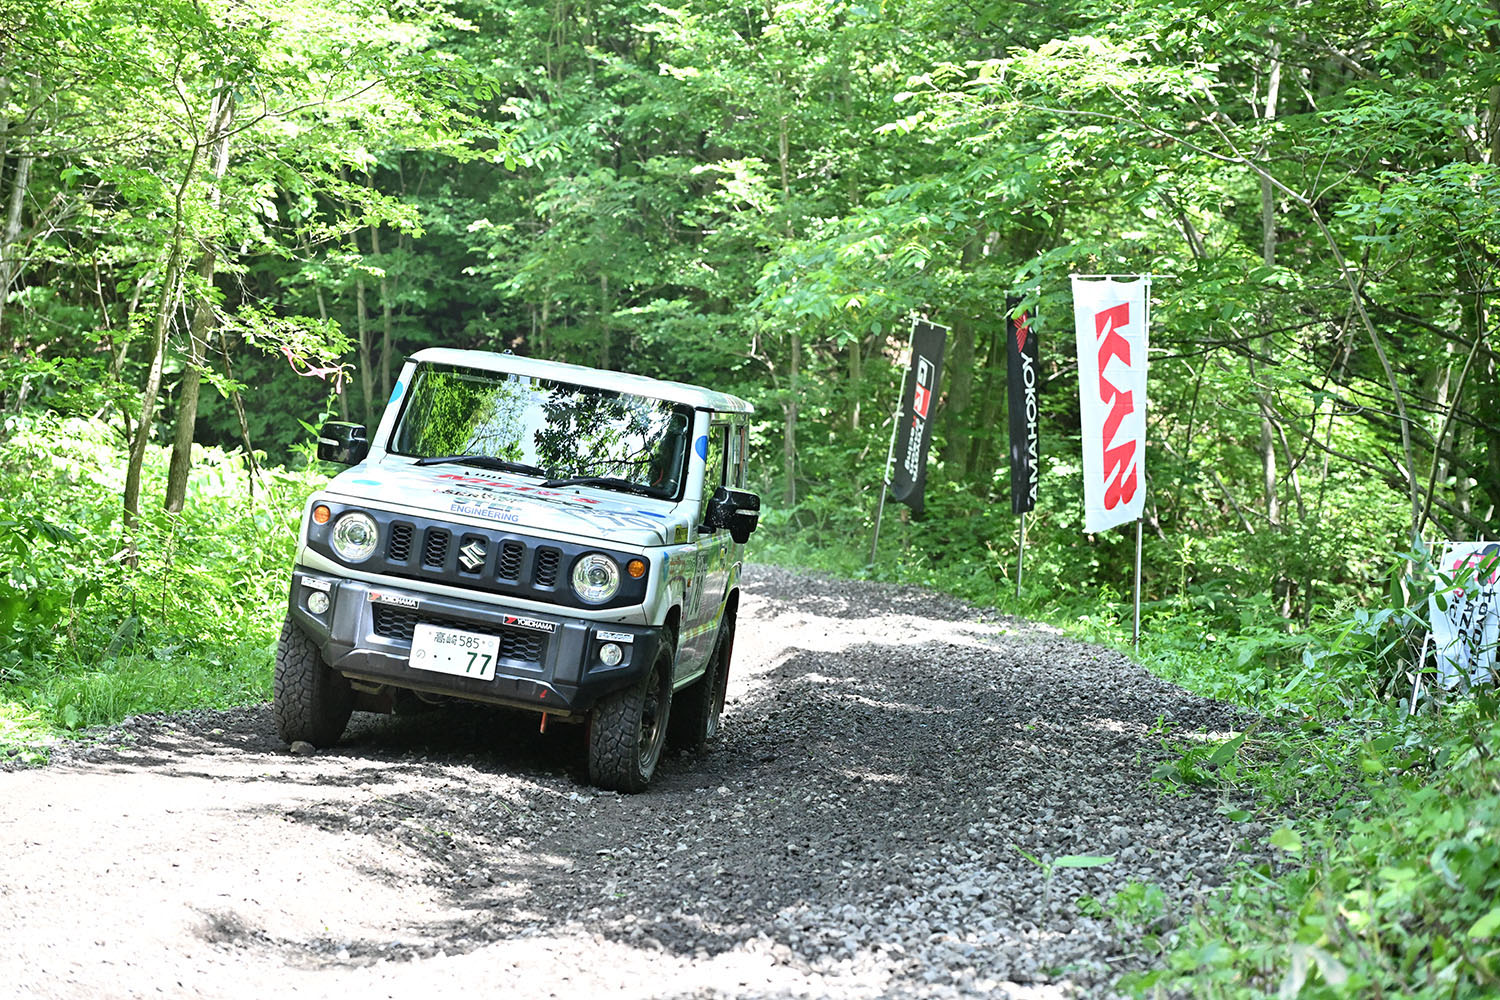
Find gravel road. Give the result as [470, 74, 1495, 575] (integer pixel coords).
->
[0, 566, 1260, 999]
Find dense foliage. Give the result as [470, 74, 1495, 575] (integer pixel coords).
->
[3, 0, 1498, 995]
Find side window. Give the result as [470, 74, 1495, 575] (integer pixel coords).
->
[728, 422, 746, 489]
[699, 424, 727, 524]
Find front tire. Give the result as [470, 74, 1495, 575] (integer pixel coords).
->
[273, 612, 353, 747]
[588, 644, 673, 792]
[668, 615, 734, 750]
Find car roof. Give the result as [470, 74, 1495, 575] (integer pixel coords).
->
[407, 348, 754, 415]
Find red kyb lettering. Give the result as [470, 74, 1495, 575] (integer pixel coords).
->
[1103, 441, 1138, 508]
[1095, 303, 1130, 340]
[1097, 306, 1131, 381]
[1095, 302, 1138, 511]
[1101, 389, 1133, 445]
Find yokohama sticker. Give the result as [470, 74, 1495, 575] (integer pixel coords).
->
[369, 591, 420, 609]
[504, 615, 557, 633]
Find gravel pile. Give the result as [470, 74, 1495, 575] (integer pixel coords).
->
[7, 565, 1265, 999]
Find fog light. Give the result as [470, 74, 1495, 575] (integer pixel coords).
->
[306, 590, 330, 615]
[598, 642, 623, 666]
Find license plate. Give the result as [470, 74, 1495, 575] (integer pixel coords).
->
[409, 623, 500, 681]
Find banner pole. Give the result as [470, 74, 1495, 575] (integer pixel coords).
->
[868, 481, 889, 569]
[1132, 518, 1143, 651]
[1016, 511, 1026, 599]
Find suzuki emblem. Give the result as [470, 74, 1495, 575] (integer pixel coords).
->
[458, 539, 486, 572]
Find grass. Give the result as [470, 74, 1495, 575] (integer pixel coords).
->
[0, 414, 322, 761]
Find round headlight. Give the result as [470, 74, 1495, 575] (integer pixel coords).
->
[330, 511, 378, 563]
[571, 553, 621, 604]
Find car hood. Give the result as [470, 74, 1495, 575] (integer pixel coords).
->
[322, 462, 685, 548]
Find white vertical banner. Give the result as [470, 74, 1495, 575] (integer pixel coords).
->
[1429, 541, 1499, 689]
[1073, 275, 1149, 534]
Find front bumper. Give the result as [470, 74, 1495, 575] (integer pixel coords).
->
[287, 569, 662, 717]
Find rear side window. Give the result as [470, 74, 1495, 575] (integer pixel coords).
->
[728, 423, 747, 488]
[699, 424, 727, 523]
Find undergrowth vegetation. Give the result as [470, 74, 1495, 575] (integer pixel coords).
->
[761, 511, 1500, 999]
[0, 415, 321, 755]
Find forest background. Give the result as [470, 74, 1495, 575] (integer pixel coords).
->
[2, 0, 1499, 996]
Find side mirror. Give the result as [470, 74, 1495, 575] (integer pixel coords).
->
[317, 421, 369, 465]
[705, 487, 761, 545]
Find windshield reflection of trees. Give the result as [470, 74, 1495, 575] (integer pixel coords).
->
[395, 366, 687, 491]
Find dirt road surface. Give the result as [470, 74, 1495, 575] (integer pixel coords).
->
[0, 567, 1254, 999]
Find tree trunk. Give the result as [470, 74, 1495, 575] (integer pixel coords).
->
[774, 67, 798, 507]
[968, 321, 1005, 482]
[371, 215, 394, 403]
[847, 335, 862, 431]
[315, 286, 347, 420]
[1256, 46, 1283, 528]
[218, 327, 261, 497]
[599, 273, 611, 369]
[940, 316, 976, 479]
[0, 150, 32, 338]
[784, 328, 799, 507]
[939, 237, 984, 479]
[540, 295, 551, 357]
[355, 252, 374, 429]
[124, 124, 209, 532]
[165, 91, 234, 513]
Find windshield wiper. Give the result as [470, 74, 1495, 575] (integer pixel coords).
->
[540, 475, 658, 497]
[414, 455, 548, 476]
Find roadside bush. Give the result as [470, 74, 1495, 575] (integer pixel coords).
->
[0, 414, 323, 752]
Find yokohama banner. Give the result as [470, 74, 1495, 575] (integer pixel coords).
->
[1006, 299, 1040, 515]
[1072, 276, 1149, 533]
[889, 318, 947, 517]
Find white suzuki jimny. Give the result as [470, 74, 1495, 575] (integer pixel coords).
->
[277, 348, 760, 792]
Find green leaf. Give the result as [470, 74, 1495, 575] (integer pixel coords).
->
[1269, 826, 1303, 854]
[1208, 731, 1249, 766]
[1054, 854, 1115, 868]
[1468, 907, 1500, 939]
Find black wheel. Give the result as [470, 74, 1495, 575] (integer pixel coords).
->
[273, 612, 353, 747]
[588, 644, 673, 792]
[668, 616, 734, 751]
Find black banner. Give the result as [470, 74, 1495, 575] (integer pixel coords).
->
[889, 319, 946, 517]
[1006, 299, 1040, 515]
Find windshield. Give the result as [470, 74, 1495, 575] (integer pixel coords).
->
[389, 363, 693, 498]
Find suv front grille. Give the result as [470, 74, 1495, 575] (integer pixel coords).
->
[498, 540, 524, 580]
[534, 547, 561, 587]
[423, 528, 450, 568]
[387, 523, 414, 562]
[371, 606, 547, 663]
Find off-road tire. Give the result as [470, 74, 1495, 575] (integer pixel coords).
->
[667, 615, 734, 751]
[588, 645, 673, 793]
[273, 612, 353, 747]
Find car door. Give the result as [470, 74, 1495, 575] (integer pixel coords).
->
[684, 419, 731, 676]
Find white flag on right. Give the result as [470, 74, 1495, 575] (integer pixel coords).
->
[1073, 276, 1149, 534]
[1430, 541, 1499, 689]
